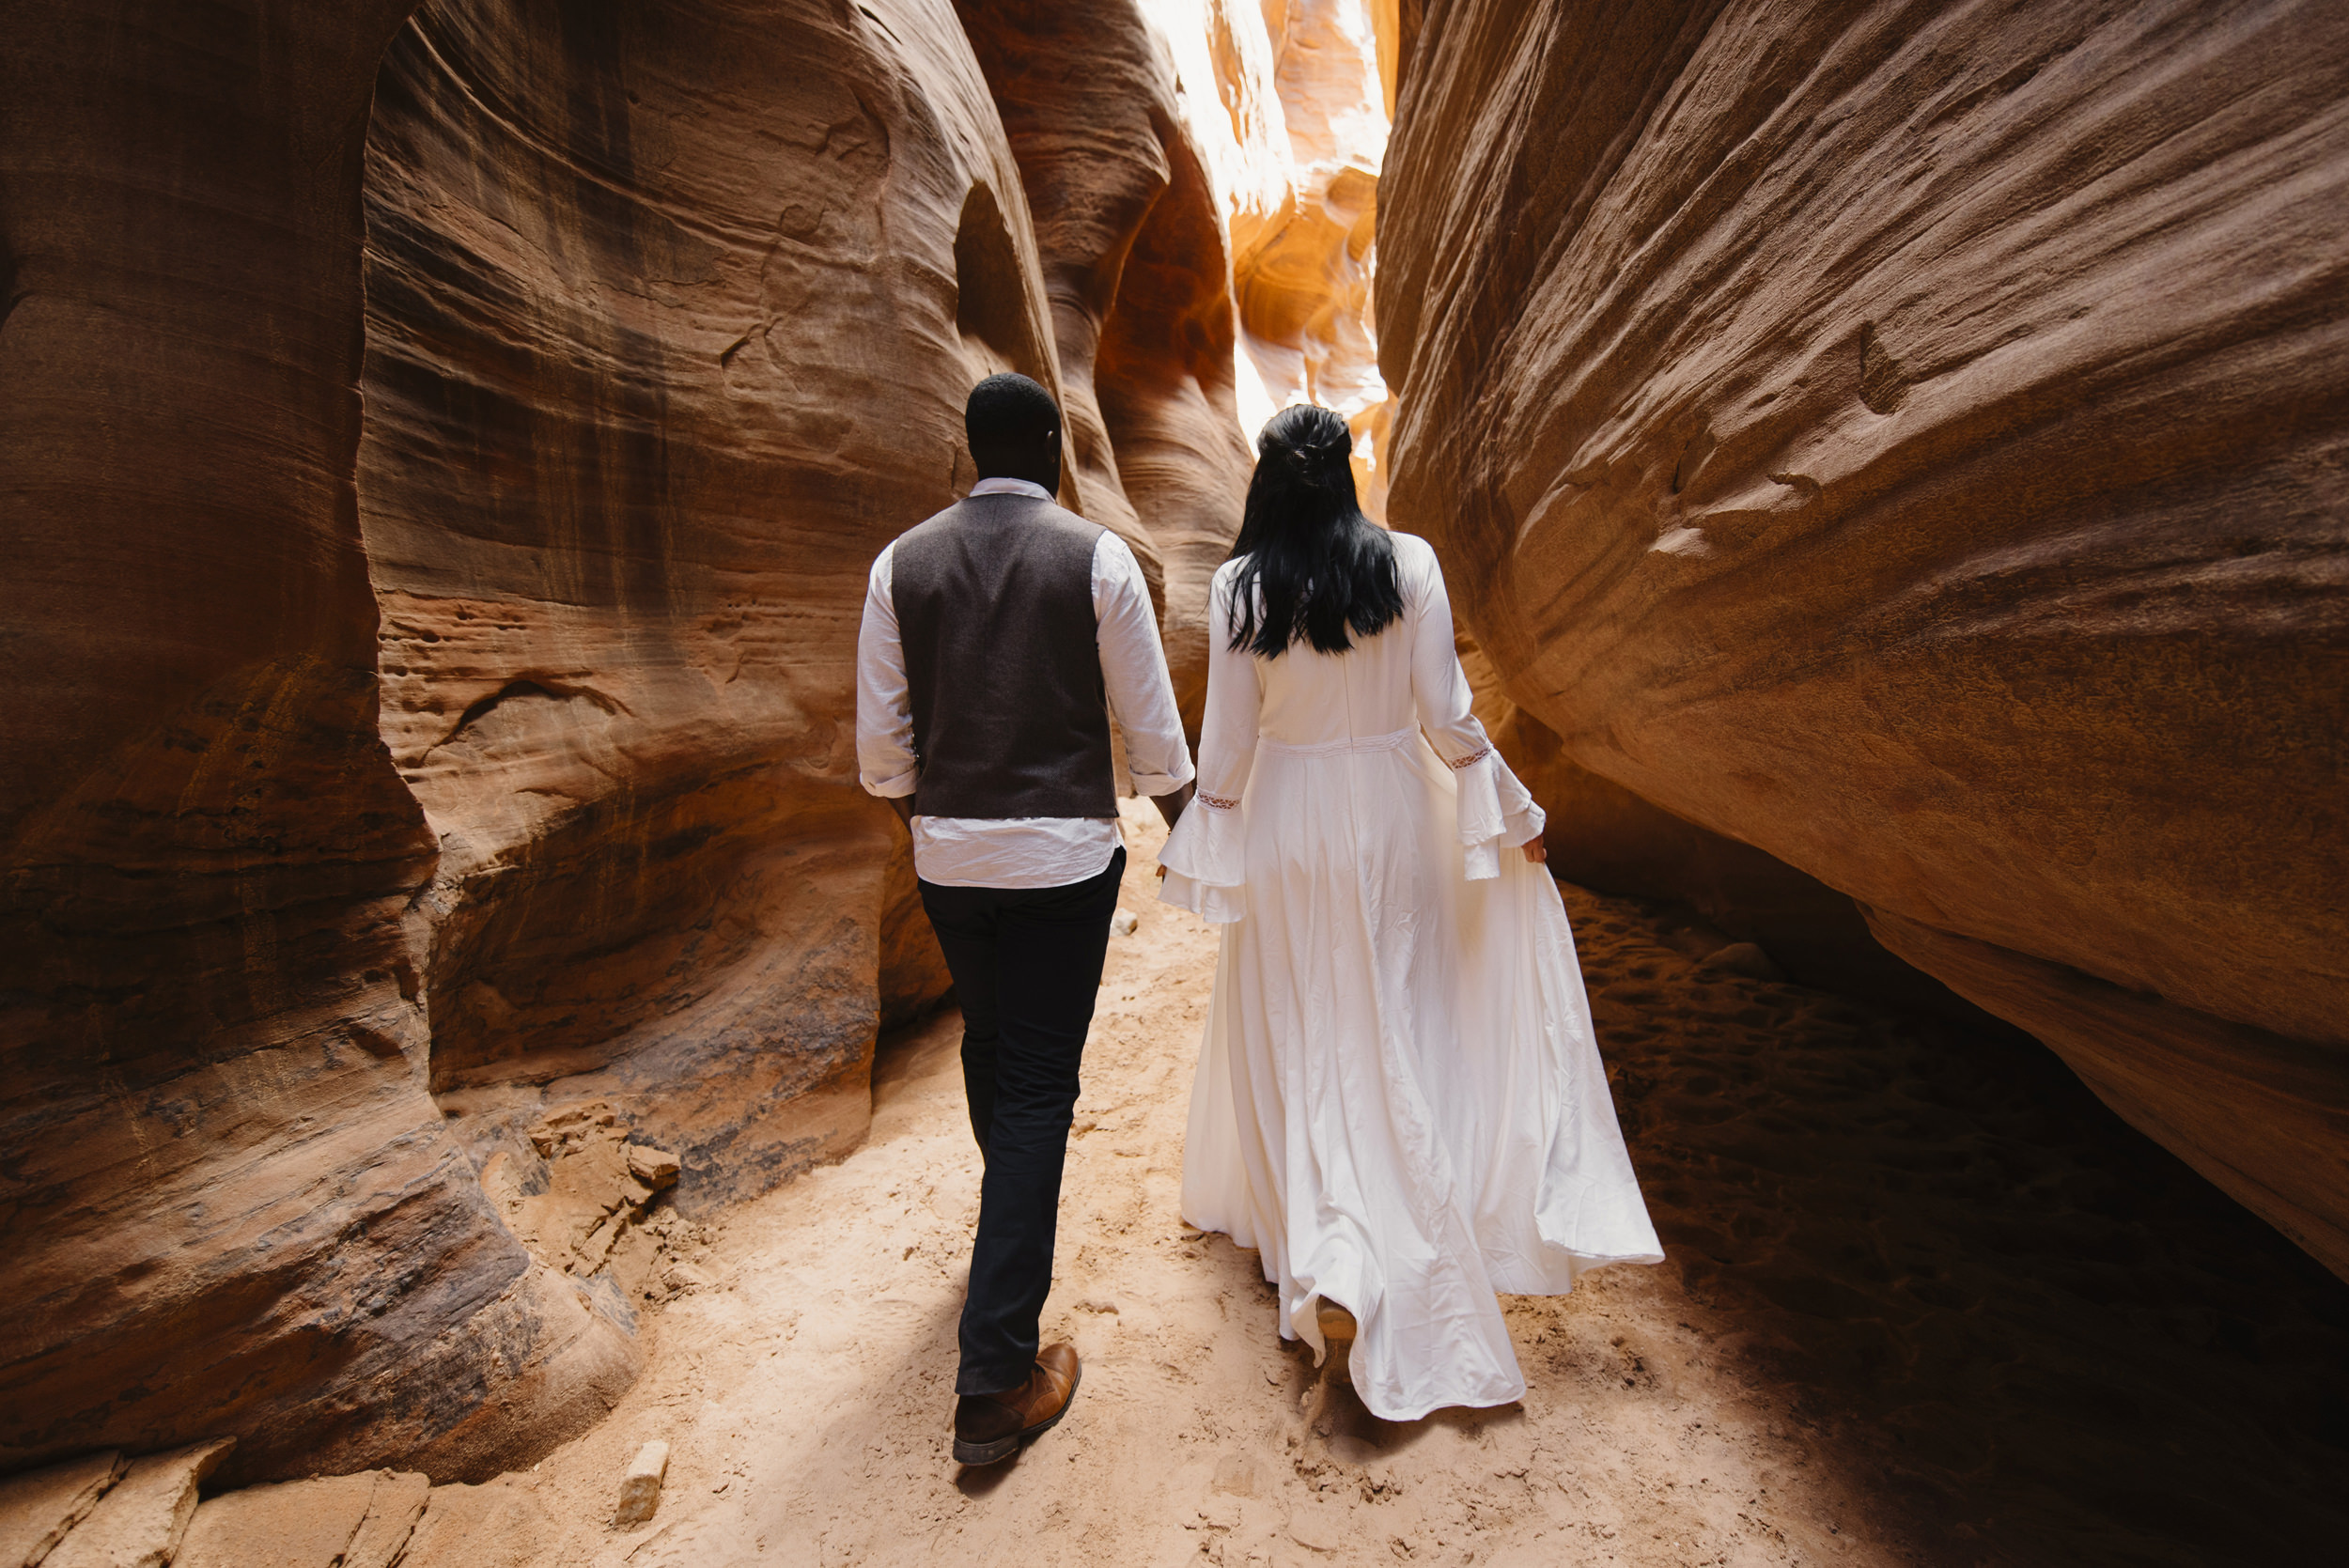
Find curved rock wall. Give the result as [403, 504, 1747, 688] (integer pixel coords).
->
[0, 0, 637, 1486]
[1134, 1, 1399, 525]
[1382, 0, 2349, 1274]
[359, 0, 1015, 1213]
[1453, 635, 1985, 1017]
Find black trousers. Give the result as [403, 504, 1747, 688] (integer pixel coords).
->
[919, 846, 1125, 1396]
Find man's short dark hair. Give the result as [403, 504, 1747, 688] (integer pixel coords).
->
[966, 373, 1060, 452]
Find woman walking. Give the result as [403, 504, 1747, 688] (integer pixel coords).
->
[1159, 404, 1661, 1421]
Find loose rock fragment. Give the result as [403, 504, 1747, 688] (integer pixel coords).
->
[625, 1144, 682, 1190]
[614, 1440, 671, 1528]
[0, 1451, 124, 1567]
[1111, 908, 1140, 936]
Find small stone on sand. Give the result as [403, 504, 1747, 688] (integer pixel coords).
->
[614, 1441, 670, 1528]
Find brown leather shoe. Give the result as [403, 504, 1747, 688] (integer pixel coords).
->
[953, 1343, 1081, 1466]
[1317, 1302, 1358, 1385]
[1316, 1303, 1358, 1346]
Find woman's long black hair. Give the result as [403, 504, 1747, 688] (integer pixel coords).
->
[1224, 403, 1403, 658]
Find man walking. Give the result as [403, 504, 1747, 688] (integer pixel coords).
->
[856, 372, 1194, 1466]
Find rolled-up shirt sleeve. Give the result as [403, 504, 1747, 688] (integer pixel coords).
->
[856, 542, 919, 799]
[1094, 533, 1197, 798]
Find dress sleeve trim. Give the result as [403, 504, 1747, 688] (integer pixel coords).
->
[1450, 746, 1548, 882]
[1443, 743, 1494, 771]
[1197, 790, 1241, 810]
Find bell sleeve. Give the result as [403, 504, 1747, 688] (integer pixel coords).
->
[1158, 564, 1257, 924]
[1405, 537, 1546, 880]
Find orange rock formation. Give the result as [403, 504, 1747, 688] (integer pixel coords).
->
[1152, 0, 1402, 514]
[1380, 0, 2349, 1277]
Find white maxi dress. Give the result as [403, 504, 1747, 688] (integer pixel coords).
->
[1158, 532, 1662, 1421]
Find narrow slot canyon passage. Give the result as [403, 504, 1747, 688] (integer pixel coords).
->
[5, 1, 2347, 1565]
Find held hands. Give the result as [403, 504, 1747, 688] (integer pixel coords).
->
[1522, 834, 1547, 864]
[1151, 779, 1195, 830]
[1148, 780, 1195, 878]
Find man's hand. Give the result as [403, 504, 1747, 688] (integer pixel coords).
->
[1151, 779, 1195, 831]
[885, 795, 916, 830]
[1521, 833, 1548, 864]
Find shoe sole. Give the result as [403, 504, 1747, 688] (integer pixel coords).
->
[953, 1359, 1082, 1467]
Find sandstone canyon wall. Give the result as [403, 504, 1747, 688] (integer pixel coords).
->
[3, 0, 1329, 1485]
[0, 0, 645, 1489]
[1381, 0, 2349, 1275]
[1165, 0, 1401, 519]
[358, 0, 1031, 1217]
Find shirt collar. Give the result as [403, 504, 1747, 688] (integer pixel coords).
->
[968, 476, 1053, 501]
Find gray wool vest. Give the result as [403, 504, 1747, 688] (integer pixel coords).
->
[890, 492, 1117, 819]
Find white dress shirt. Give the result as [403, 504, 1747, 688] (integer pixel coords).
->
[857, 476, 1196, 888]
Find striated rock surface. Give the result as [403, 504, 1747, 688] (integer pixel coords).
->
[1382, 0, 2349, 1273]
[358, 0, 1032, 1214]
[1237, 0, 1397, 490]
[1455, 635, 1993, 1018]
[1154, 0, 1400, 514]
[0, 0, 636, 1487]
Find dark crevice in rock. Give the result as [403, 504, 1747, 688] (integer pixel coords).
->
[429, 677, 626, 755]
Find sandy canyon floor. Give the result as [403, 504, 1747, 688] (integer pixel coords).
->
[383, 804, 2348, 1568]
